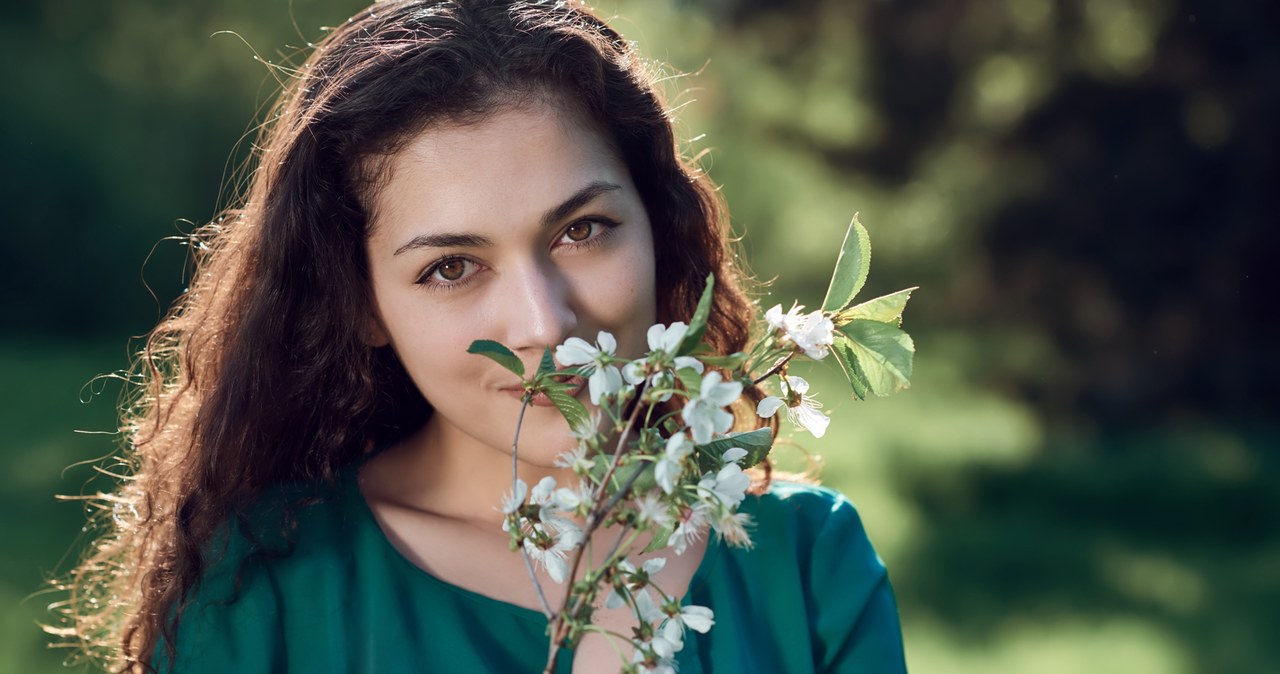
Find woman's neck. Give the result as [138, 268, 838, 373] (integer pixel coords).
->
[364, 415, 579, 528]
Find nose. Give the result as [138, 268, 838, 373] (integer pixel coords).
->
[503, 258, 578, 355]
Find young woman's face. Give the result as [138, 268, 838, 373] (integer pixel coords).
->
[364, 101, 657, 465]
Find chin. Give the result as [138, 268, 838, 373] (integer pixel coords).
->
[493, 405, 582, 467]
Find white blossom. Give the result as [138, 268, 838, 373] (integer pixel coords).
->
[757, 375, 830, 438]
[681, 371, 742, 444]
[631, 635, 679, 674]
[764, 303, 835, 360]
[553, 443, 594, 474]
[555, 331, 624, 404]
[522, 521, 582, 583]
[501, 478, 528, 515]
[634, 492, 673, 528]
[654, 433, 692, 495]
[653, 620, 686, 657]
[646, 321, 689, 356]
[606, 557, 669, 611]
[667, 505, 709, 555]
[552, 481, 594, 512]
[720, 447, 748, 465]
[529, 475, 558, 508]
[631, 586, 667, 623]
[698, 463, 750, 509]
[669, 604, 715, 635]
[711, 510, 754, 548]
[621, 326, 703, 400]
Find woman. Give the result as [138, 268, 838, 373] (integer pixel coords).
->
[56, 1, 907, 672]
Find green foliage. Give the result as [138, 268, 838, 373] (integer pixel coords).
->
[821, 215, 871, 313]
[467, 340, 525, 378]
[834, 287, 917, 327]
[833, 319, 915, 398]
[693, 428, 773, 473]
[544, 384, 591, 437]
[537, 347, 556, 377]
[677, 274, 715, 355]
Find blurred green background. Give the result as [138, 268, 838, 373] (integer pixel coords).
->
[3, 0, 1276, 672]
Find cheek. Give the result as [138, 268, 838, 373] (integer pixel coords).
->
[579, 241, 657, 349]
[374, 289, 483, 393]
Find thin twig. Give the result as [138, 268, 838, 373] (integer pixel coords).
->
[590, 383, 650, 518]
[752, 351, 796, 385]
[513, 392, 555, 619]
[543, 387, 651, 673]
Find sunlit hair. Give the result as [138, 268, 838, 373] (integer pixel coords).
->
[51, 1, 770, 670]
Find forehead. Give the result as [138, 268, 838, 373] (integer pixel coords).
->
[364, 101, 629, 238]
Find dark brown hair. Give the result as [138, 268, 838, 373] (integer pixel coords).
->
[52, 1, 766, 670]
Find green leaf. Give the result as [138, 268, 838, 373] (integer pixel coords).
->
[831, 334, 870, 401]
[625, 462, 657, 495]
[834, 287, 917, 327]
[544, 385, 591, 435]
[696, 352, 747, 369]
[693, 428, 773, 473]
[674, 367, 703, 396]
[467, 340, 524, 377]
[678, 273, 715, 355]
[536, 346, 556, 377]
[643, 524, 675, 553]
[821, 214, 872, 313]
[837, 319, 915, 396]
[587, 455, 613, 487]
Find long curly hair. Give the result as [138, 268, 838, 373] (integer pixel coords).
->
[50, 1, 767, 671]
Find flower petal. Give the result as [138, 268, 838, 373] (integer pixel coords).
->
[646, 323, 666, 352]
[642, 556, 667, 575]
[659, 322, 688, 353]
[756, 396, 784, 418]
[530, 476, 557, 505]
[786, 376, 810, 395]
[555, 337, 596, 365]
[622, 359, 647, 385]
[596, 331, 617, 355]
[544, 552, 568, 583]
[720, 447, 748, 465]
[502, 479, 528, 514]
[673, 356, 704, 374]
[792, 403, 830, 438]
[680, 605, 715, 633]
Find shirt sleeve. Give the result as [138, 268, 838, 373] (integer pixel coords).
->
[154, 528, 287, 673]
[806, 492, 908, 673]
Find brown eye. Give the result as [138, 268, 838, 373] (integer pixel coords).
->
[436, 259, 466, 281]
[564, 221, 594, 242]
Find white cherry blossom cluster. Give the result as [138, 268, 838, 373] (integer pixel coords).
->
[764, 303, 836, 360]
[482, 218, 917, 673]
[498, 313, 839, 671]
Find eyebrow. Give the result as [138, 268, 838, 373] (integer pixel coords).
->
[393, 180, 623, 256]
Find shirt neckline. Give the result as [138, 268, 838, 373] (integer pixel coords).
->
[342, 463, 723, 623]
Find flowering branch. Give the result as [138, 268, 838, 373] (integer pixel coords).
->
[467, 213, 917, 673]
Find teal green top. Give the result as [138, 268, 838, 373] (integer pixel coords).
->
[159, 468, 906, 673]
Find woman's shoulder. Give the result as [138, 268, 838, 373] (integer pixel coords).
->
[724, 479, 890, 610]
[694, 480, 907, 671]
[746, 480, 883, 563]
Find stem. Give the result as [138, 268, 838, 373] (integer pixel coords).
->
[514, 392, 555, 619]
[752, 351, 796, 385]
[599, 463, 648, 520]
[543, 386, 652, 673]
[590, 382, 649, 517]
